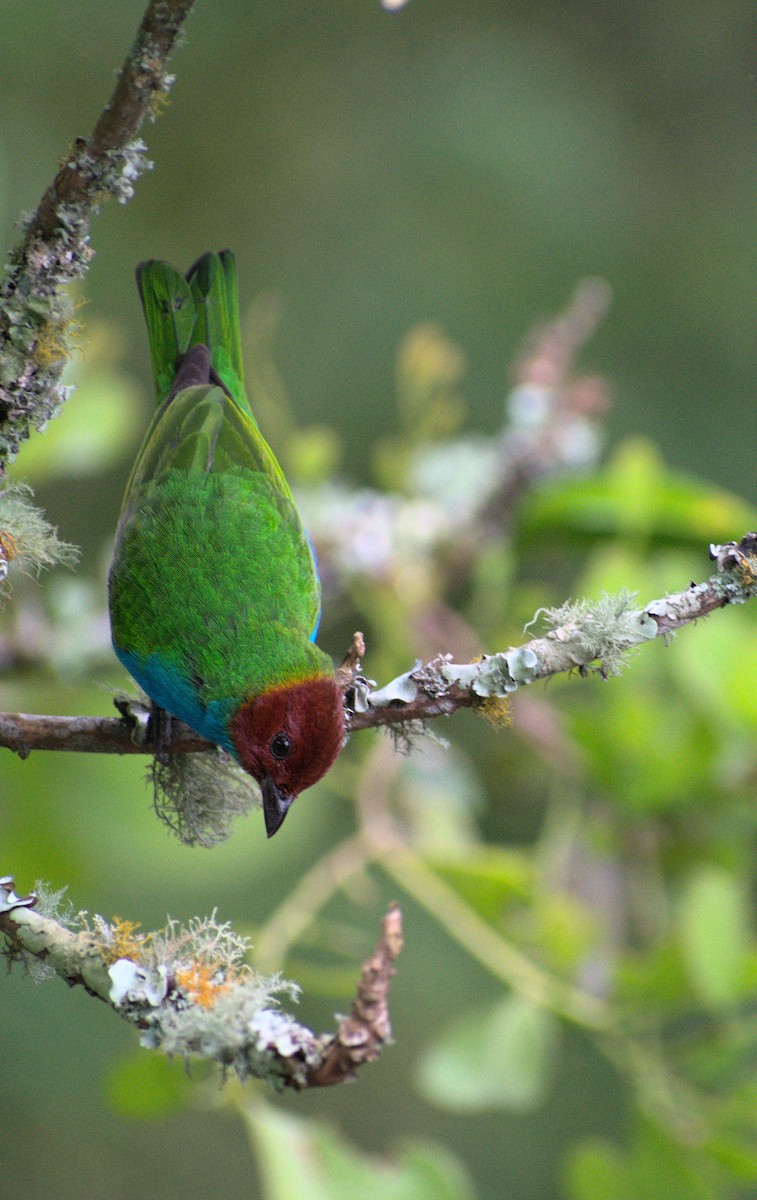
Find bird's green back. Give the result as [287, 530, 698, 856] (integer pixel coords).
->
[111, 251, 325, 705]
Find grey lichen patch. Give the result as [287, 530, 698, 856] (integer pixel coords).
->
[646, 584, 712, 625]
[0, 267, 80, 465]
[100, 140, 153, 204]
[0, 483, 78, 599]
[441, 647, 540, 696]
[709, 534, 757, 603]
[151, 749, 260, 847]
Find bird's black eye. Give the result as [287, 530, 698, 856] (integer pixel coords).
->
[270, 731, 291, 760]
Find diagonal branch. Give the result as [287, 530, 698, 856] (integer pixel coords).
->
[0, 533, 754, 758]
[0, 0, 197, 470]
[0, 877, 402, 1090]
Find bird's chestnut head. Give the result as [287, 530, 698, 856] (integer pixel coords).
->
[229, 676, 345, 837]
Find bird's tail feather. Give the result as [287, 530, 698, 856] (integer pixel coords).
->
[136, 251, 247, 411]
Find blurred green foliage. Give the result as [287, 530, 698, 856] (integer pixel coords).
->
[2, 2, 756, 1199]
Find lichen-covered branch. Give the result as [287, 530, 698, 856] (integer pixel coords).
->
[1, 533, 753, 759]
[0, 877, 401, 1090]
[349, 532, 757, 729]
[0, 0, 196, 469]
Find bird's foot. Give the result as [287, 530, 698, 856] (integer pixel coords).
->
[148, 705, 175, 765]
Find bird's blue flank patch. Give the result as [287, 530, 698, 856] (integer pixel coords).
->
[113, 646, 237, 753]
[306, 530, 321, 642]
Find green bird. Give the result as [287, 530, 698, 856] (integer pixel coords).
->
[108, 251, 345, 836]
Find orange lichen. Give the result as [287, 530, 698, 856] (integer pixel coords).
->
[105, 916, 149, 963]
[175, 961, 236, 1008]
[31, 299, 85, 370]
[0, 530, 19, 564]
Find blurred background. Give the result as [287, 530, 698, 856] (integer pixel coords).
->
[1, 1, 755, 1198]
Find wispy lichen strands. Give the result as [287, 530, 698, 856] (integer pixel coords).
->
[0, 483, 78, 601]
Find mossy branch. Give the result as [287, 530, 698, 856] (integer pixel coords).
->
[0, 0, 197, 470]
[0, 877, 402, 1089]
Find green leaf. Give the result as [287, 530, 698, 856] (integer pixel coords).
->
[426, 847, 533, 923]
[243, 1103, 477, 1200]
[106, 1051, 196, 1118]
[679, 865, 752, 1008]
[566, 1122, 720, 1200]
[564, 1139, 626, 1200]
[521, 437, 754, 546]
[416, 993, 558, 1112]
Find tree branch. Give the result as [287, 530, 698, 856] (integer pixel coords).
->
[1, 533, 754, 757]
[301, 903, 403, 1087]
[0, 0, 197, 469]
[0, 877, 402, 1090]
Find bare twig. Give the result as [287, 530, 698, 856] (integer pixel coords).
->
[335, 630, 366, 690]
[0, 0, 197, 469]
[457, 277, 612, 553]
[0, 709, 209, 758]
[1, 534, 755, 757]
[302, 903, 403, 1087]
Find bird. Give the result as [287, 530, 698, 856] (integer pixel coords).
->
[108, 251, 345, 837]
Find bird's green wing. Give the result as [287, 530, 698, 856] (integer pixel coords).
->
[118, 383, 295, 528]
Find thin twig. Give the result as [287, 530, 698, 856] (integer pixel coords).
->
[253, 833, 371, 974]
[379, 847, 609, 1031]
[303, 903, 403, 1087]
[0, 710, 209, 758]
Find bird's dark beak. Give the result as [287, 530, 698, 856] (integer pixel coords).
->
[262, 774, 293, 838]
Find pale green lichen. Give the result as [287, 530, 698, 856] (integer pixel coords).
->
[102, 909, 315, 1087]
[151, 748, 260, 847]
[0, 483, 78, 599]
[441, 647, 541, 696]
[369, 662, 423, 707]
[32, 880, 76, 926]
[537, 588, 657, 677]
[142, 911, 256, 974]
